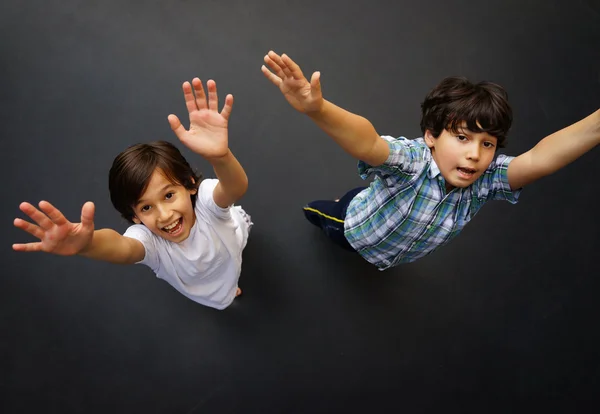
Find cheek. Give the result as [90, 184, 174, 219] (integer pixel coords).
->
[483, 152, 496, 165]
[185, 194, 195, 206]
[139, 213, 157, 227]
[441, 145, 461, 163]
[176, 197, 194, 214]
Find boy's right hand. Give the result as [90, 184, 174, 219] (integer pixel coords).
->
[261, 51, 324, 114]
[13, 201, 95, 256]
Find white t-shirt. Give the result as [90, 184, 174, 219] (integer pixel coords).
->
[123, 179, 251, 310]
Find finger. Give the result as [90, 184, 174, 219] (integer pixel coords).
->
[182, 81, 198, 113]
[310, 71, 322, 95]
[281, 53, 305, 80]
[261, 65, 282, 87]
[12, 242, 43, 252]
[19, 202, 53, 231]
[270, 51, 293, 78]
[264, 53, 285, 79]
[168, 114, 187, 140]
[191, 78, 207, 110]
[38, 200, 69, 226]
[80, 201, 95, 230]
[220, 94, 234, 121]
[206, 79, 218, 111]
[13, 218, 44, 240]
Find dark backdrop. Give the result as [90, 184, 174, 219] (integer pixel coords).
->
[1, 0, 599, 412]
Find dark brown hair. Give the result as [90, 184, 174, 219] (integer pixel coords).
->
[108, 141, 202, 223]
[420, 77, 512, 147]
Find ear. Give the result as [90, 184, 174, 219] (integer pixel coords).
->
[132, 216, 141, 224]
[189, 176, 197, 195]
[424, 129, 436, 149]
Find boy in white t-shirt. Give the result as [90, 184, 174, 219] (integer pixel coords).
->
[13, 78, 252, 310]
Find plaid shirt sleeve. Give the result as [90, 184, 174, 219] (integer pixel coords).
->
[474, 154, 521, 203]
[356, 136, 425, 184]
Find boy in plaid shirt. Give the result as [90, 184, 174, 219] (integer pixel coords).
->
[262, 51, 599, 270]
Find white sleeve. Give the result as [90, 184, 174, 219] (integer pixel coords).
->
[122, 224, 161, 272]
[196, 178, 231, 220]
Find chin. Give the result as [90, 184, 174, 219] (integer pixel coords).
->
[447, 178, 475, 189]
[173, 232, 191, 243]
[451, 173, 482, 188]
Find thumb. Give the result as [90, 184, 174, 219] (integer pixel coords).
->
[310, 71, 322, 95]
[168, 114, 187, 140]
[81, 201, 95, 229]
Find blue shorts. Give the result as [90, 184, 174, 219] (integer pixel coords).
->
[302, 187, 366, 252]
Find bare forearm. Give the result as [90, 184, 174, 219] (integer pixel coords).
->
[308, 100, 381, 160]
[78, 229, 143, 264]
[529, 109, 600, 175]
[209, 150, 248, 205]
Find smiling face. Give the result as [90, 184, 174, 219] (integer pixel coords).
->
[425, 123, 498, 191]
[132, 168, 197, 243]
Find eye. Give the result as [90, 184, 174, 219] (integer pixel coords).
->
[457, 135, 468, 141]
[165, 192, 174, 200]
[140, 205, 151, 212]
[483, 142, 495, 148]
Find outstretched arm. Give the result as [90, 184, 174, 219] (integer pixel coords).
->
[507, 109, 600, 189]
[261, 51, 389, 166]
[168, 78, 248, 208]
[13, 201, 144, 265]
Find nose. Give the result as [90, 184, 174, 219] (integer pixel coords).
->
[156, 204, 172, 223]
[466, 143, 480, 161]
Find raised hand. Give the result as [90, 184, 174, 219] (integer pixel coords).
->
[13, 201, 95, 256]
[261, 51, 323, 114]
[168, 78, 233, 160]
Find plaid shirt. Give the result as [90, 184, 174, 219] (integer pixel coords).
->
[344, 136, 521, 270]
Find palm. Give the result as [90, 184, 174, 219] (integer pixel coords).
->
[279, 77, 316, 113]
[169, 78, 233, 160]
[40, 221, 93, 256]
[13, 201, 95, 256]
[182, 109, 229, 158]
[262, 51, 323, 114]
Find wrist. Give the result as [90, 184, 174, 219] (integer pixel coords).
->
[306, 99, 328, 119]
[77, 239, 94, 257]
[207, 149, 234, 166]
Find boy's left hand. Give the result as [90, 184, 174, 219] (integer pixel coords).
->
[168, 78, 233, 159]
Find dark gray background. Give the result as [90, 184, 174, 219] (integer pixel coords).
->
[1, 0, 599, 412]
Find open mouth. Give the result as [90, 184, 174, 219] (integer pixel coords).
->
[457, 167, 477, 179]
[162, 217, 183, 235]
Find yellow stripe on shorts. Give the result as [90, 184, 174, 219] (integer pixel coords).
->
[303, 207, 345, 224]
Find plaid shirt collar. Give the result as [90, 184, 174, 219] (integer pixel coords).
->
[427, 156, 442, 180]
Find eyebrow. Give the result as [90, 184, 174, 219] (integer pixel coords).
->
[456, 127, 497, 140]
[136, 183, 174, 206]
[454, 128, 472, 136]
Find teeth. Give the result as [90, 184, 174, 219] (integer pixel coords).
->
[163, 219, 180, 230]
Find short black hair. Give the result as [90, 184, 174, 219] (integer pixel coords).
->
[108, 141, 202, 223]
[420, 77, 513, 148]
